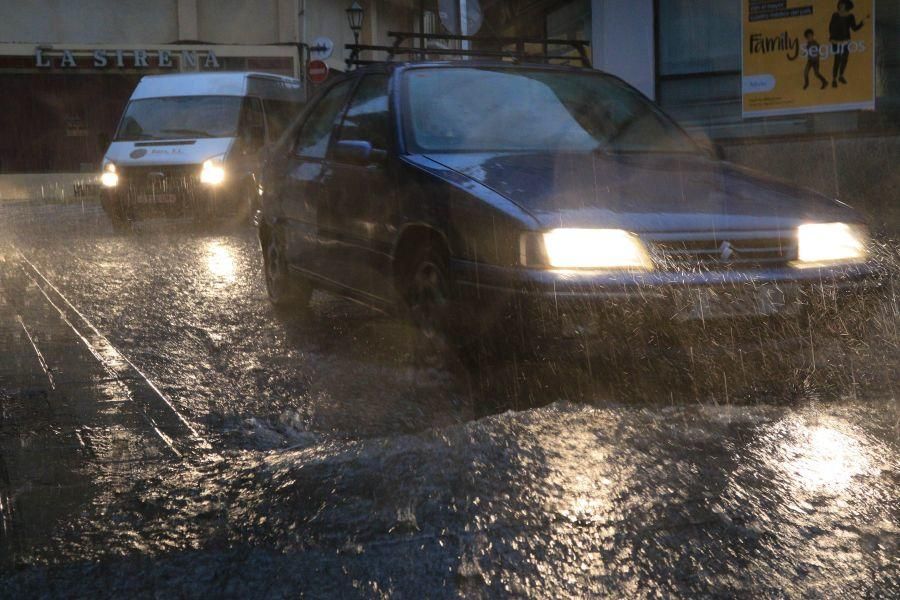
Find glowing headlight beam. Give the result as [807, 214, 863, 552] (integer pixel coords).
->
[795, 222, 867, 267]
[541, 229, 653, 270]
[100, 163, 118, 188]
[200, 159, 226, 185]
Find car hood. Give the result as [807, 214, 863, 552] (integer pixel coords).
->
[422, 151, 860, 232]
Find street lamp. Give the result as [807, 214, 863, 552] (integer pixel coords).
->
[346, 2, 364, 67]
[346, 2, 364, 44]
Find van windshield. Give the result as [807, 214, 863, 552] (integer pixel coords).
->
[403, 67, 699, 155]
[115, 95, 243, 141]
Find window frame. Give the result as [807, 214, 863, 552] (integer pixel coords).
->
[291, 77, 358, 160]
[331, 73, 393, 157]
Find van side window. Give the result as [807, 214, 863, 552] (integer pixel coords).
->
[294, 79, 354, 159]
[335, 75, 390, 151]
[263, 99, 301, 140]
[239, 97, 267, 152]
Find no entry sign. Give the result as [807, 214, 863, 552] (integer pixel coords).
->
[307, 59, 329, 84]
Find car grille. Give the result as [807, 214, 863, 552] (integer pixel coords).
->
[650, 233, 797, 271]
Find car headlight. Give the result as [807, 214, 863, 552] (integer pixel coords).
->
[794, 222, 868, 268]
[200, 159, 226, 185]
[100, 162, 118, 188]
[522, 228, 653, 271]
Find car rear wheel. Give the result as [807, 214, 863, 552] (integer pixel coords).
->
[263, 229, 311, 308]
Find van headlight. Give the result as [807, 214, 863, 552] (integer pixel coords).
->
[100, 163, 118, 188]
[200, 158, 226, 185]
[793, 222, 868, 268]
[521, 229, 653, 271]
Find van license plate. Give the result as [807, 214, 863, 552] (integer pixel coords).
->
[136, 193, 176, 204]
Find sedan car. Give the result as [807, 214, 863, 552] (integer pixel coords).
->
[257, 61, 874, 346]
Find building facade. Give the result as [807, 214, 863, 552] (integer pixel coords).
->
[1, 1, 897, 229]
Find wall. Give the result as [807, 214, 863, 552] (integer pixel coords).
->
[302, 0, 417, 73]
[0, 0, 179, 44]
[591, 0, 655, 99]
[0, 0, 297, 45]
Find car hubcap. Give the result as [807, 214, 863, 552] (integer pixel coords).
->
[410, 260, 448, 340]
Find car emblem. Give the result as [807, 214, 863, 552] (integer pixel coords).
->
[719, 241, 735, 261]
[130, 148, 148, 159]
[148, 171, 165, 179]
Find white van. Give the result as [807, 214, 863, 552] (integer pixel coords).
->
[100, 72, 303, 226]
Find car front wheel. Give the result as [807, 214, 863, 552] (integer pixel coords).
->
[403, 245, 458, 349]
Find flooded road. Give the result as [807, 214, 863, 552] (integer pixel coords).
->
[0, 200, 897, 597]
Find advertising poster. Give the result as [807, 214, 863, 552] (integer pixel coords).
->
[742, 0, 875, 118]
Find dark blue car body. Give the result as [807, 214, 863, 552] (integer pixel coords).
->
[258, 62, 874, 337]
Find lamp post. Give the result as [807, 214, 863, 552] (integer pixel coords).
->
[345, 2, 364, 67]
[346, 2, 365, 54]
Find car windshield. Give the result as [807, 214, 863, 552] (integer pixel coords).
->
[403, 67, 699, 154]
[115, 95, 243, 140]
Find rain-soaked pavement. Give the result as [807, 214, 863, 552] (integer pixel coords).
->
[0, 199, 897, 597]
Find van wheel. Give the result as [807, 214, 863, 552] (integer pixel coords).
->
[102, 197, 131, 232]
[263, 228, 311, 308]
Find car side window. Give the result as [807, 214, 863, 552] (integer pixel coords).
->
[294, 80, 354, 159]
[334, 75, 390, 151]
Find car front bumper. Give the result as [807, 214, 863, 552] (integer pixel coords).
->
[450, 259, 881, 338]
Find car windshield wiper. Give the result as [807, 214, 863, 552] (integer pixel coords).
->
[158, 128, 214, 138]
[595, 147, 698, 156]
[115, 134, 160, 141]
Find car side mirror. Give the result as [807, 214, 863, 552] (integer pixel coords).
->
[333, 140, 386, 166]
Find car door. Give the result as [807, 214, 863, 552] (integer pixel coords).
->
[318, 73, 394, 301]
[278, 78, 355, 277]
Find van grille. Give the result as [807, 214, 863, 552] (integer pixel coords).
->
[651, 234, 797, 271]
[118, 165, 199, 190]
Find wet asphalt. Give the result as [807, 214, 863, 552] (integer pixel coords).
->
[0, 199, 897, 598]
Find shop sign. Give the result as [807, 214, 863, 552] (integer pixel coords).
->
[34, 48, 221, 69]
[742, 0, 875, 118]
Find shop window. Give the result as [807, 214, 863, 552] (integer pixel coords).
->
[546, 0, 591, 61]
[657, 0, 900, 140]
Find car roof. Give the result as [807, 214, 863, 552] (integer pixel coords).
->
[131, 71, 302, 100]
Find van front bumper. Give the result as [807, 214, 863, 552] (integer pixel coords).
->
[102, 183, 240, 218]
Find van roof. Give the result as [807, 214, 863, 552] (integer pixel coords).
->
[131, 71, 302, 101]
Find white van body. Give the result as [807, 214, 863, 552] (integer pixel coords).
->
[101, 72, 303, 224]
